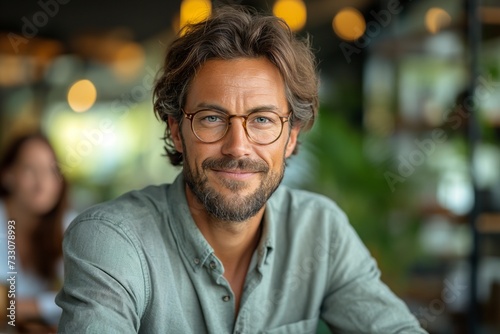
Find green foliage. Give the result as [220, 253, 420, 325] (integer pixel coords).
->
[302, 107, 420, 288]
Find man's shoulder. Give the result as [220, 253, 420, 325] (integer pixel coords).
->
[68, 183, 172, 232]
[268, 186, 357, 265]
[272, 185, 345, 216]
[268, 186, 350, 240]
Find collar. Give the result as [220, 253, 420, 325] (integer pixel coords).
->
[166, 172, 276, 272]
[167, 173, 214, 272]
[257, 205, 275, 269]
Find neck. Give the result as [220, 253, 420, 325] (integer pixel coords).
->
[205, 215, 263, 266]
[184, 185, 264, 268]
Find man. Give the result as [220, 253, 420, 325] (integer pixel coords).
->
[56, 7, 426, 334]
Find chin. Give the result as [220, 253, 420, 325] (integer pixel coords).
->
[29, 201, 57, 216]
[211, 173, 259, 192]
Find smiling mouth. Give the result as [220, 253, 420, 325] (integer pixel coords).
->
[211, 169, 259, 180]
[213, 168, 257, 173]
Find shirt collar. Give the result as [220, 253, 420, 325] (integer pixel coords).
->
[257, 205, 275, 268]
[166, 172, 277, 272]
[167, 173, 214, 271]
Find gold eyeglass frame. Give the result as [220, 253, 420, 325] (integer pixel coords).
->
[181, 109, 290, 145]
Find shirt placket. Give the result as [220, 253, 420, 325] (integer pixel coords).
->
[233, 248, 267, 334]
[203, 253, 236, 333]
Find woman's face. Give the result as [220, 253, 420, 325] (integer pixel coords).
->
[5, 139, 63, 215]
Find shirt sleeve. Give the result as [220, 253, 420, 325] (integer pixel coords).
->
[56, 216, 148, 334]
[321, 211, 427, 334]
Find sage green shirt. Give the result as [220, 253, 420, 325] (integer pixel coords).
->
[56, 173, 426, 333]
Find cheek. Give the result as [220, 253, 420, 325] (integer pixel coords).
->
[10, 178, 37, 208]
[18, 171, 60, 196]
[181, 140, 203, 172]
[182, 132, 219, 168]
[14, 171, 35, 193]
[191, 149, 215, 173]
[46, 177, 62, 197]
[32, 179, 62, 213]
[255, 146, 285, 171]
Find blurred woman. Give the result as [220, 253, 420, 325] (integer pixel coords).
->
[0, 133, 75, 329]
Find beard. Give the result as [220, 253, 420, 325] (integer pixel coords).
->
[183, 154, 285, 223]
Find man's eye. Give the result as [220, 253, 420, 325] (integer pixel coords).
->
[202, 115, 223, 122]
[255, 117, 271, 123]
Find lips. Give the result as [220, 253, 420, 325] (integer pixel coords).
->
[212, 168, 257, 174]
[211, 168, 257, 181]
[202, 157, 269, 174]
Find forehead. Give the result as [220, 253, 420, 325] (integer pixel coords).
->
[16, 139, 54, 164]
[185, 57, 287, 110]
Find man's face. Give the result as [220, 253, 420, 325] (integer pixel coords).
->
[169, 57, 299, 222]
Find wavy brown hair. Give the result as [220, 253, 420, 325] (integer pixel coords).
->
[0, 133, 68, 281]
[153, 6, 319, 166]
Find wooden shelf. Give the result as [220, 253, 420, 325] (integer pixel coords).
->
[477, 214, 500, 234]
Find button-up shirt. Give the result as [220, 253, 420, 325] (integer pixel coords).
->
[56, 173, 426, 333]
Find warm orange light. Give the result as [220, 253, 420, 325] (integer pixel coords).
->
[273, 0, 307, 32]
[425, 8, 451, 34]
[112, 42, 145, 82]
[67, 80, 97, 113]
[180, 0, 211, 33]
[333, 7, 366, 41]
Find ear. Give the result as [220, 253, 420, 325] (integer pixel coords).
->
[168, 116, 183, 153]
[285, 126, 300, 158]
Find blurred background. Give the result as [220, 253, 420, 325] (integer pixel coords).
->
[0, 0, 499, 333]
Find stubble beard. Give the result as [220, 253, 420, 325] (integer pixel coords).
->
[183, 154, 285, 223]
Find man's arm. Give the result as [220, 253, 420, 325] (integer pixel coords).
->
[321, 212, 427, 333]
[56, 216, 148, 334]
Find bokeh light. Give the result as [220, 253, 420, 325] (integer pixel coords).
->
[425, 7, 452, 34]
[180, 0, 211, 33]
[112, 42, 145, 82]
[333, 7, 366, 41]
[67, 79, 97, 113]
[273, 0, 307, 32]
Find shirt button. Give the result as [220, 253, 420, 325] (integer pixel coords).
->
[193, 258, 200, 265]
[222, 295, 230, 302]
[209, 261, 217, 269]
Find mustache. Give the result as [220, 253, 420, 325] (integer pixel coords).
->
[202, 157, 269, 173]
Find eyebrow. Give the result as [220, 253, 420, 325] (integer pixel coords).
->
[194, 102, 281, 114]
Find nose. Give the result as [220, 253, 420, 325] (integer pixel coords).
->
[220, 117, 252, 158]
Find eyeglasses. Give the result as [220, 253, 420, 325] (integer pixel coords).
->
[182, 109, 290, 145]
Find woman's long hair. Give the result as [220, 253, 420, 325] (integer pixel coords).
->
[0, 133, 68, 282]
